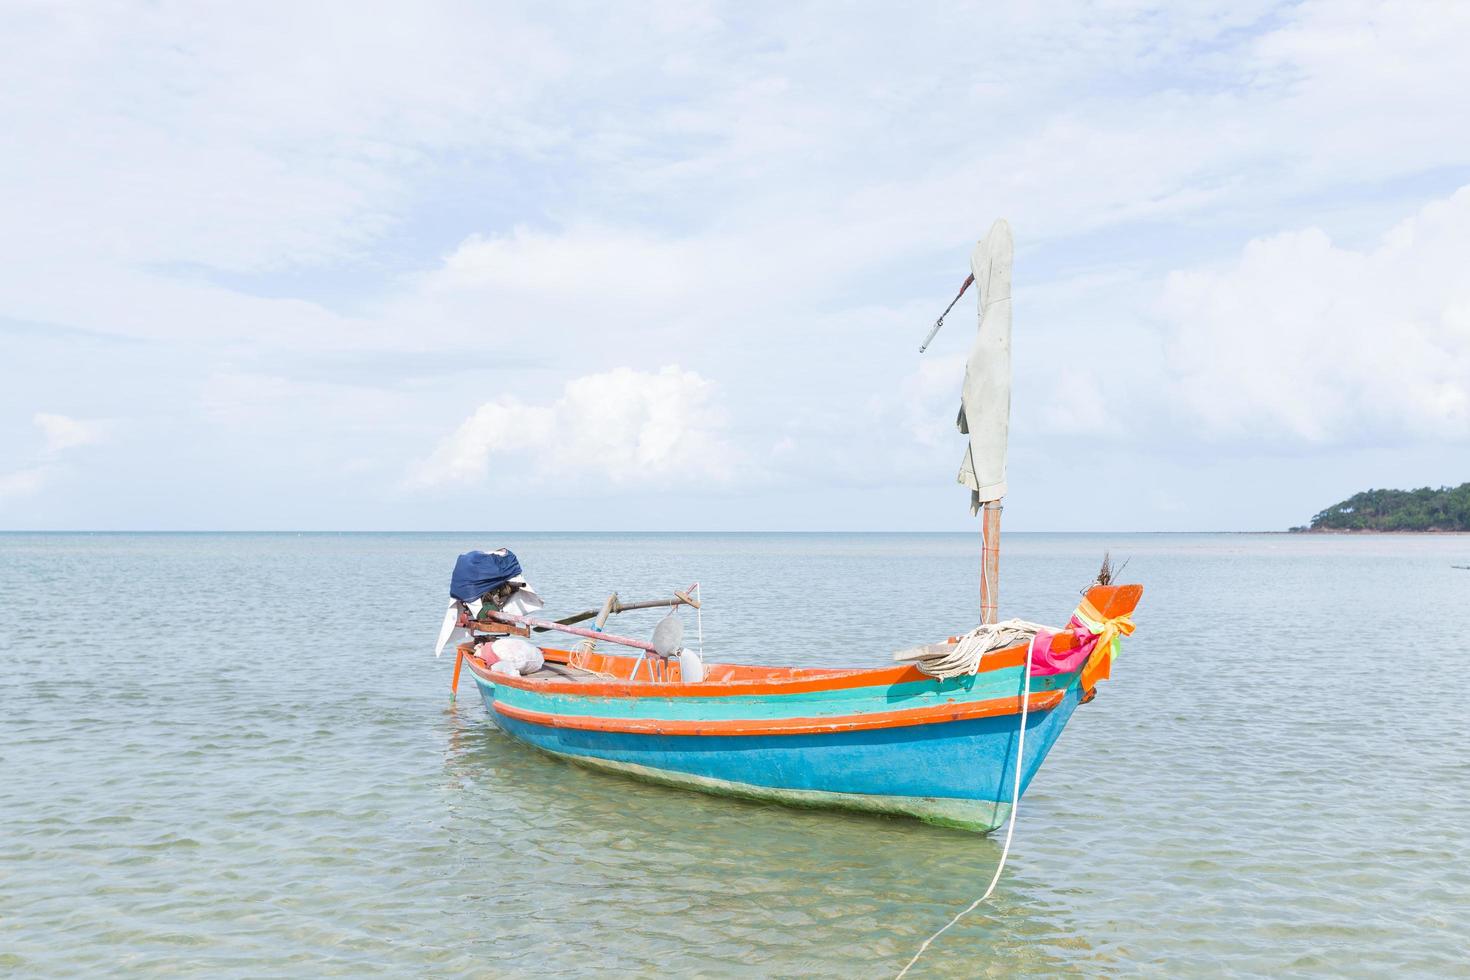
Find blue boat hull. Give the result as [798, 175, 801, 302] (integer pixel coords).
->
[478, 677, 1082, 832]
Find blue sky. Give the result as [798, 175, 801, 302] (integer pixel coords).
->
[2, 1, 1468, 531]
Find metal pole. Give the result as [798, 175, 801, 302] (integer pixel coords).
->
[480, 609, 662, 655]
[919, 273, 975, 353]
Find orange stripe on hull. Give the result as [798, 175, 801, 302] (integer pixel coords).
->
[490, 689, 1064, 737]
[463, 643, 1038, 699]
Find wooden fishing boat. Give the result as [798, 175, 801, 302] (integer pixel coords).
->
[451, 583, 1139, 832]
[442, 219, 1142, 832]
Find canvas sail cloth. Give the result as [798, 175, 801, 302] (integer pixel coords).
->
[956, 218, 1013, 514]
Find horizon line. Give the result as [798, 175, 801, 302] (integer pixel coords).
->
[2, 528, 1311, 537]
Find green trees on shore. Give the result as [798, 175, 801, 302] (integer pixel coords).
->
[1299, 482, 1470, 531]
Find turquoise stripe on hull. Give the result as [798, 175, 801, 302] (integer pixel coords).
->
[489, 666, 1078, 723]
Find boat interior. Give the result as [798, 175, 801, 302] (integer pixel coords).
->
[456, 583, 1142, 691]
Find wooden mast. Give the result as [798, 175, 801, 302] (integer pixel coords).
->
[980, 500, 1001, 625]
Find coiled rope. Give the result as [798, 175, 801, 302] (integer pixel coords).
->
[895, 630, 1036, 978]
[895, 619, 1044, 678]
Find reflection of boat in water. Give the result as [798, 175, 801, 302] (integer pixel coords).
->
[438, 220, 1142, 832]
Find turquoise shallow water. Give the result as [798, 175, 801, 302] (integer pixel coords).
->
[2, 531, 1468, 976]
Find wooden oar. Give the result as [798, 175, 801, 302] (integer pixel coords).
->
[532, 609, 601, 632]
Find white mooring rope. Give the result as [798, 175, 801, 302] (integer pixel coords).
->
[895, 631, 1036, 978]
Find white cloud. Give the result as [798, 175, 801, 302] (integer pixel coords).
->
[4, 1, 1470, 528]
[12, 0, 1469, 360]
[0, 413, 109, 504]
[0, 2, 572, 274]
[1160, 185, 1470, 445]
[411, 366, 739, 488]
[34, 413, 107, 454]
[1035, 367, 1116, 437]
[199, 373, 412, 430]
[0, 465, 50, 503]
[436, 228, 696, 303]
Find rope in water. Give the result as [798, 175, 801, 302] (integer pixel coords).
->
[895, 630, 1036, 979]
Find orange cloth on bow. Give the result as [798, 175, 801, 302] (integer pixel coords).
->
[1074, 597, 1135, 694]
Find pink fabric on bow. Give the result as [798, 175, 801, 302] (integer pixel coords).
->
[1028, 615, 1102, 676]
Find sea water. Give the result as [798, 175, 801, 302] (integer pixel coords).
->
[2, 532, 1467, 976]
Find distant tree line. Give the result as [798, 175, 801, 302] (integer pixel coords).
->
[1296, 482, 1470, 531]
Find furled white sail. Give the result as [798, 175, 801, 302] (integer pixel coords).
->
[956, 218, 1013, 514]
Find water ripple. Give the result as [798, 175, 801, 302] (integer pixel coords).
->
[2, 531, 1468, 975]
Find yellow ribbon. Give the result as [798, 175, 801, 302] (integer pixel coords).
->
[1074, 597, 1135, 693]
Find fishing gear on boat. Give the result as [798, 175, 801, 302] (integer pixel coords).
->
[918, 272, 974, 352]
[437, 547, 708, 692]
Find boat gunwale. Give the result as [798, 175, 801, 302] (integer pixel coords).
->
[489, 687, 1066, 736]
[459, 640, 1037, 699]
[459, 584, 1141, 701]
